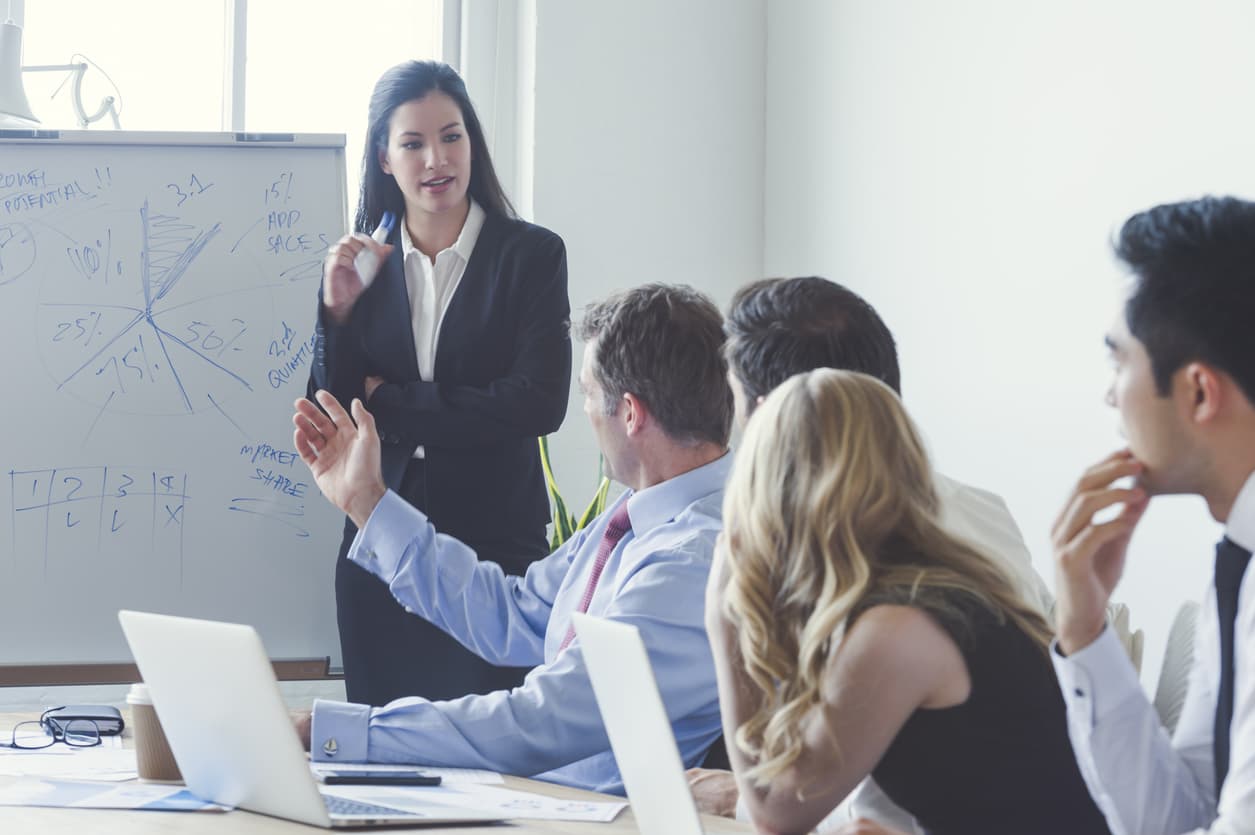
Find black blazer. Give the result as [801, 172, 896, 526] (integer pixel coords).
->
[308, 213, 572, 572]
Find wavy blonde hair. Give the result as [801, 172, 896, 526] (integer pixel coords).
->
[721, 369, 1051, 787]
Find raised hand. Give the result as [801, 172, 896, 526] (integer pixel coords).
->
[321, 233, 393, 324]
[293, 390, 387, 528]
[1052, 449, 1150, 655]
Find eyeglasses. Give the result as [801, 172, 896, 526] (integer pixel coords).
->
[1, 707, 102, 750]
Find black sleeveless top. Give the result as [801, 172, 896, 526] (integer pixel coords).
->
[864, 592, 1111, 835]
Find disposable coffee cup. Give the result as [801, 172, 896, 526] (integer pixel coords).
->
[126, 683, 183, 783]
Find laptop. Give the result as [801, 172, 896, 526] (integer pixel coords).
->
[117, 610, 501, 828]
[572, 612, 708, 835]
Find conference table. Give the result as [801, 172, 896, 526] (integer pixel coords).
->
[0, 711, 754, 834]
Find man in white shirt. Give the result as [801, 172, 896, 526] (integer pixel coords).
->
[686, 276, 1053, 833]
[1052, 196, 1255, 834]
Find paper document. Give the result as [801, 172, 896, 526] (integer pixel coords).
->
[324, 781, 627, 822]
[0, 742, 137, 782]
[0, 778, 229, 811]
[442, 782, 627, 822]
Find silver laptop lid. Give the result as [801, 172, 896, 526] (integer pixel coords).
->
[573, 612, 706, 835]
[119, 609, 335, 827]
[119, 610, 500, 829]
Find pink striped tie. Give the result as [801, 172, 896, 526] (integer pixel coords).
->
[558, 502, 633, 651]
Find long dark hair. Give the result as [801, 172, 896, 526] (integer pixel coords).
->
[355, 60, 515, 233]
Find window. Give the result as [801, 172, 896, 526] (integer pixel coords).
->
[245, 0, 441, 209]
[21, 0, 225, 131]
[17, 0, 443, 207]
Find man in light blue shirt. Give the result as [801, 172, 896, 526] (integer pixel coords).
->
[291, 284, 734, 794]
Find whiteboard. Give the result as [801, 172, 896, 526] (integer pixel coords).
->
[0, 131, 348, 669]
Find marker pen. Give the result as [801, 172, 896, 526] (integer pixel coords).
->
[353, 211, 396, 289]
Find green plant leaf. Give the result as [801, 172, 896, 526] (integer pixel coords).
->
[538, 437, 614, 552]
[577, 477, 611, 530]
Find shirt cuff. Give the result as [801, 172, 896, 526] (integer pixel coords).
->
[310, 699, 371, 762]
[347, 489, 431, 583]
[1051, 625, 1143, 727]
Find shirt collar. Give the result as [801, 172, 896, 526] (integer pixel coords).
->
[399, 198, 485, 263]
[1225, 469, 1255, 553]
[622, 452, 732, 536]
[453, 199, 486, 262]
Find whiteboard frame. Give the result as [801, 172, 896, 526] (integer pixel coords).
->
[0, 130, 345, 148]
[0, 129, 350, 683]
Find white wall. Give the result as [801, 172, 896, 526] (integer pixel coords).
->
[764, 0, 1255, 687]
[523, 0, 767, 499]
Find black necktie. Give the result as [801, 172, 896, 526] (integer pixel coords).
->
[1214, 536, 1252, 794]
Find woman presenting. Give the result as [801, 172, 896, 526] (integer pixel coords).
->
[309, 60, 571, 707]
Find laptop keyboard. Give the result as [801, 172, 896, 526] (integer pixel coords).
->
[323, 793, 420, 818]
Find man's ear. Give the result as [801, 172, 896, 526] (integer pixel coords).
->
[1183, 362, 1223, 424]
[621, 392, 649, 436]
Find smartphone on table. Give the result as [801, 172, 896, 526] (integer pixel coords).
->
[320, 769, 441, 786]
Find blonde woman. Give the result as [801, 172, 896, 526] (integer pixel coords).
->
[706, 370, 1110, 835]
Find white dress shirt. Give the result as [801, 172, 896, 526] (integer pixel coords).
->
[937, 472, 1054, 615]
[400, 199, 485, 458]
[736, 472, 1050, 834]
[1052, 470, 1255, 835]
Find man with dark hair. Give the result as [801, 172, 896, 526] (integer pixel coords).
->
[723, 277, 1051, 611]
[691, 276, 1053, 834]
[1053, 196, 1255, 833]
[723, 276, 901, 402]
[290, 283, 732, 794]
